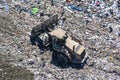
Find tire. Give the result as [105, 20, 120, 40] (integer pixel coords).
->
[57, 52, 70, 63]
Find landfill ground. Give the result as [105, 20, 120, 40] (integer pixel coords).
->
[0, 0, 120, 80]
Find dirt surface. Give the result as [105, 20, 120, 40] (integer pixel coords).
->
[0, 54, 34, 80]
[0, 16, 34, 80]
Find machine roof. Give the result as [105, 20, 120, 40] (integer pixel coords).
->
[49, 28, 66, 39]
[65, 38, 85, 55]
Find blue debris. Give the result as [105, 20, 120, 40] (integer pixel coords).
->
[5, 2, 9, 13]
[68, 4, 83, 11]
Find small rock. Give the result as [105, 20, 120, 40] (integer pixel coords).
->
[47, 73, 52, 78]
[28, 59, 34, 65]
[87, 59, 95, 67]
[0, 69, 3, 71]
[109, 26, 113, 33]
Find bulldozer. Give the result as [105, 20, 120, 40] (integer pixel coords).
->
[30, 14, 88, 64]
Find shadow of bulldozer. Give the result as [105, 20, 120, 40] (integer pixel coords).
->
[30, 35, 88, 69]
[51, 51, 89, 69]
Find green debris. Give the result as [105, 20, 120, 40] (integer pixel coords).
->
[32, 7, 39, 14]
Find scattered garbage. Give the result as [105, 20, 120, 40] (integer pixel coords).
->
[0, 0, 120, 80]
[0, 0, 5, 9]
[28, 59, 35, 65]
[95, 1, 100, 6]
[21, 0, 30, 4]
[57, 3, 74, 13]
[66, 0, 72, 3]
[109, 26, 113, 33]
[31, 7, 39, 15]
[51, 0, 54, 6]
[109, 55, 113, 61]
[68, 4, 83, 11]
[0, 1, 9, 14]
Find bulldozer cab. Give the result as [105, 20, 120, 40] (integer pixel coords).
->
[49, 28, 66, 39]
[49, 28, 67, 52]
